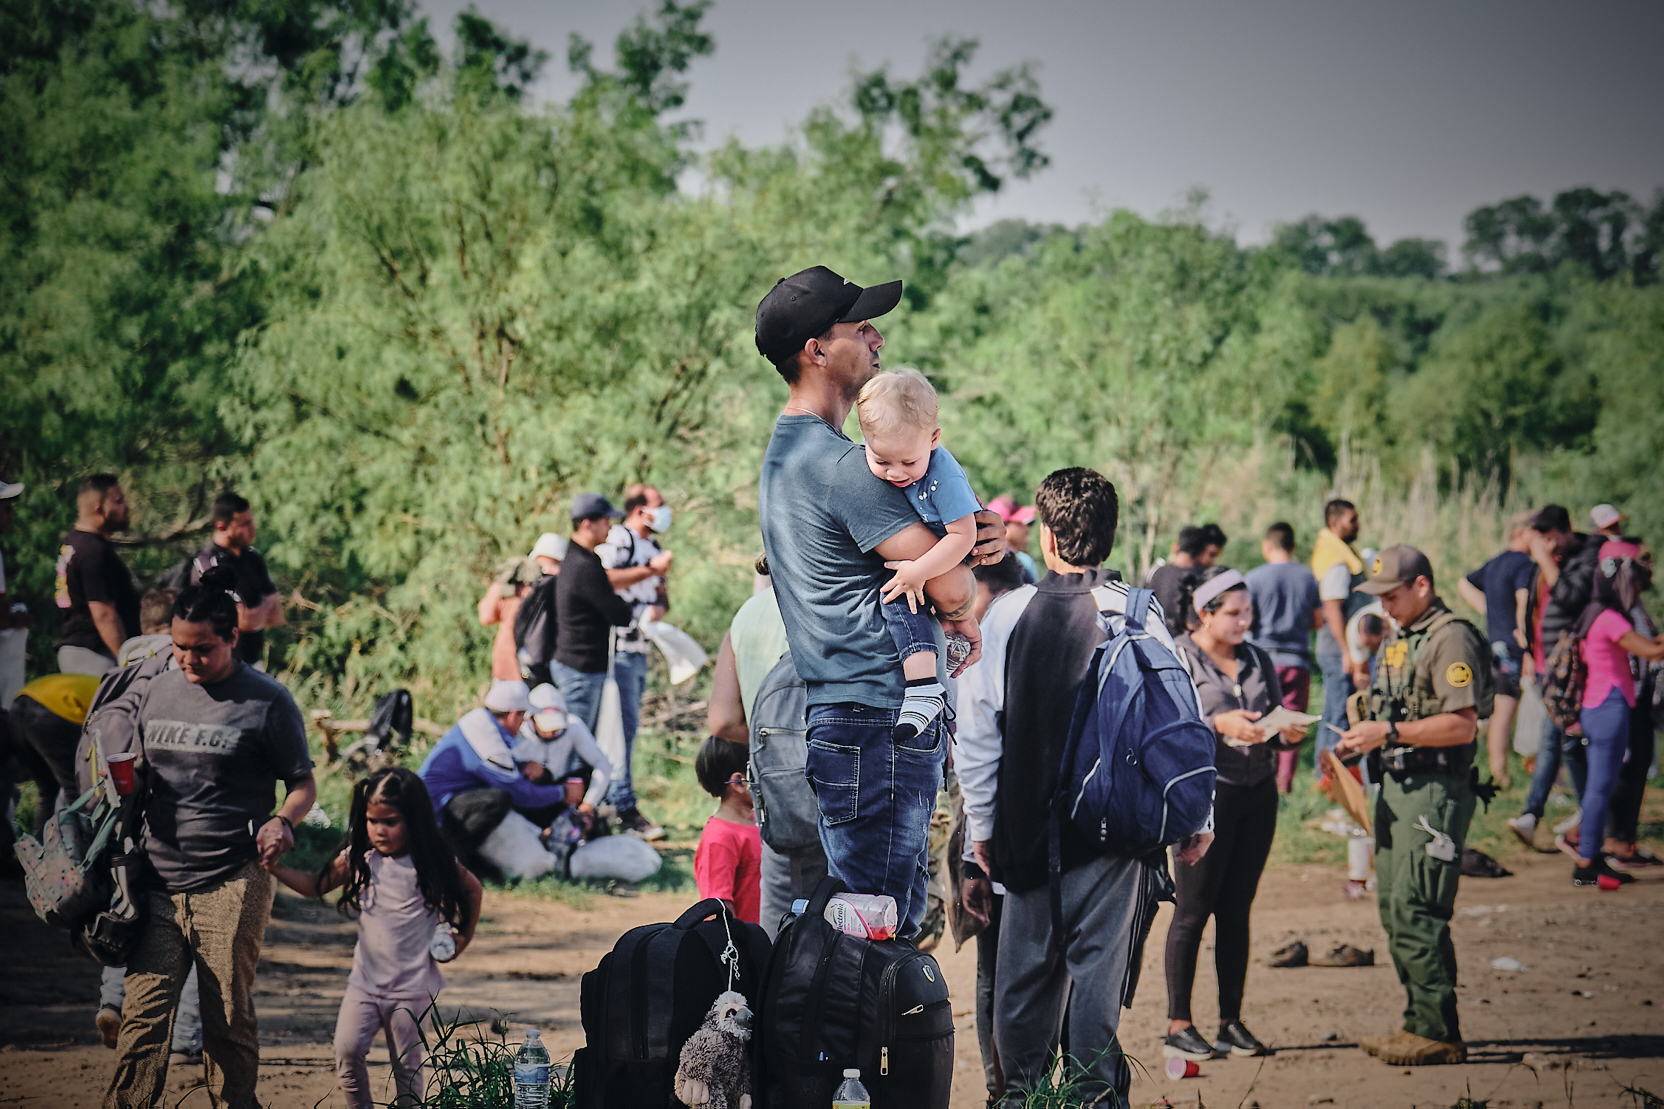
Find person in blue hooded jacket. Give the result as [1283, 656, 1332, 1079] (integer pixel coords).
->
[419, 680, 571, 864]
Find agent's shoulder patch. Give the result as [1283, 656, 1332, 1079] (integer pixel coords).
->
[1445, 661, 1473, 688]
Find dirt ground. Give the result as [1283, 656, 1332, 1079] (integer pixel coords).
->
[2, 849, 1662, 1109]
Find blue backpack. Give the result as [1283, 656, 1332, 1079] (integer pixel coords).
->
[1050, 587, 1217, 871]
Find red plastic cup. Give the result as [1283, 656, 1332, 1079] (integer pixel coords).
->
[107, 753, 136, 796]
[1165, 1057, 1200, 1080]
[564, 777, 585, 806]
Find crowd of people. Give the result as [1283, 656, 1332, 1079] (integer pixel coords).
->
[1, 261, 1661, 1108]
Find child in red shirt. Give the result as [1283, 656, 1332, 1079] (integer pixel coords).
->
[692, 735, 762, 923]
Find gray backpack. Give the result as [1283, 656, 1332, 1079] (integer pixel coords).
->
[747, 651, 821, 853]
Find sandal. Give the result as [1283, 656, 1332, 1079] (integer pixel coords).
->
[1267, 940, 1307, 967]
[1309, 943, 1374, 967]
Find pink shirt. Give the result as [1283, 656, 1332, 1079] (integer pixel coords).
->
[1581, 608, 1636, 709]
[346, 851, 448, 1000]
[694, 816, 761, 924]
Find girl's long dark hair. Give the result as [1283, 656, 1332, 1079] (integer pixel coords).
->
[336, 767, 466, 927]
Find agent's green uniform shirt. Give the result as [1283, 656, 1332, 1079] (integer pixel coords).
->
[1369, 598, 1492, 1046]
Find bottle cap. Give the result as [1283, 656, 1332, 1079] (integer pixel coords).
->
[526, 1028, 541, 1038]
[843, 1068, 860, 1078]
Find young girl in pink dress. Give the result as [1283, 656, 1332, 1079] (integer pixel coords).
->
[268, 767, 482, 1106]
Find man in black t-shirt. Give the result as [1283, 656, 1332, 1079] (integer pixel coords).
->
[189, 492, 283, 666]
[1146, 524, 1225, 637]
[54, 474, 139, 675]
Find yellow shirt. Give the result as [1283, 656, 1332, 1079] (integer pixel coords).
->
[19, 673, 102, 724]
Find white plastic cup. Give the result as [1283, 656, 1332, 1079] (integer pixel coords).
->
[1348, 835, 1375, 881]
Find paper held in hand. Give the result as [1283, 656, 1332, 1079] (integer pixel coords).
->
[1220, 705, 1321, 747]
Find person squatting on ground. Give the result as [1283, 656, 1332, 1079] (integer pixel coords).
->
[1312, 499, 1367, 763]
[187, 492, 284, 668]
[692, 734, 762, 923]
[1458, 510, 1536, 790]
[266, 768, 482, 1109]
[1335, 546, 1492, 1068]
[1165, 567, 1308, 1063]
[958, 467, 1210, 1106]
[598, 484, 676, 838]
[417, 680, 580, 874]
[56, 474, 139, 676]
[1560, 541, 1664, 886]
[1246, 521, 1323, 793]
[854, 368, 982, 741]
[105, 573, 316, 1109]
[753, 265, 1004, 937]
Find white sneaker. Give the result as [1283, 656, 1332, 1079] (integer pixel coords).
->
[1552, 810, 1582, 837]
[1507, 814, 1537, 848]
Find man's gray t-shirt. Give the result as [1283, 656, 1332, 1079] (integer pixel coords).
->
[758, 414, 947, 709]
[138, 664, 313, 892]
[1246, 561, 1322, 670]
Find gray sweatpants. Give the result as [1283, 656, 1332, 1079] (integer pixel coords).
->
[995, 854, 1144, 1107]
[758, 840, 829, 941]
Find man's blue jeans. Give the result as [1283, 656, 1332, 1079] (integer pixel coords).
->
[1523, 710, 1589, 821]
[605, 650, 648, 812]
[1315, 627, 1351, 761]
[551, 661, 607, 780]
[803, 701, 945, 936]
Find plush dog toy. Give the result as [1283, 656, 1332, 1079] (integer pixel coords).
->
[674, 990, 753, 1109]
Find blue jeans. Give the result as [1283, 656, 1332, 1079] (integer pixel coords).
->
[803, 701, 946, 935]
[880, 598, 938, 663]
[1577, 689, 1630, 857]
[1523, 707, 1590, 821]
[1315, 627, 1351, 761]
[605, 650, 648, 812]
[551, 661, 607, 780]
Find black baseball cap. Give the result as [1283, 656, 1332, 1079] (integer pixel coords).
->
[571, 492, 623, 522]
[754, 266, 903, 365]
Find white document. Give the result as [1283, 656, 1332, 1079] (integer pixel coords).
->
[1221, 705, 1321, 747]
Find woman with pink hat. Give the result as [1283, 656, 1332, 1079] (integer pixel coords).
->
[1564, 540, 1664, 888]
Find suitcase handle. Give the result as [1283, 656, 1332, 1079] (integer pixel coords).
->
[670, 897, 734, 931]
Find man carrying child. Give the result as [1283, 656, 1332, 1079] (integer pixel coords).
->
[753, 266, 1004, 938]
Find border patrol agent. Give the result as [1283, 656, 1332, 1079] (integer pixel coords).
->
[1336, 545, 1493, 1067]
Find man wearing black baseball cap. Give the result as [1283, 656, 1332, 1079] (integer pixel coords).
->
[754, 266, 1006, 937]
[1336, 545, 1492, 1067]
[551, 493, 633, 778]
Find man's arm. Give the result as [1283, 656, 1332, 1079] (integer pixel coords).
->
[1321, 599, 1347, 651]
[1337, 707, 1479, 754]
[581, 559, 635, 627]
[478, 584, 503, 627]
[256, 773, 318, 866]
[566, 720, 614, 807]
[874, 522, 979, 671]
[1528, 532, 1559, 589]
[1457, 577, 1487, 616]
[1513, 587, 1529, 650]
[88, 600, 125, 656]
[240, 591, 284, 632]
[708, 633, 749, 744]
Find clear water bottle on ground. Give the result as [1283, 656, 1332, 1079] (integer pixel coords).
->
[832, 1067, 870, 1108]
[513, 1028, 551, 1109]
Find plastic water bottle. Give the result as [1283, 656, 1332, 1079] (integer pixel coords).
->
[832, 1067, 870, 1108]
[513, 1029, 551, 1109]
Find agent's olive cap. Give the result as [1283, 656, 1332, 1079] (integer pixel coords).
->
[755, 266, 902, 364]
[1356, 544, 1434, 594]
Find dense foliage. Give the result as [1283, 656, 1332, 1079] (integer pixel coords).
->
[5, 0, 1660, 716]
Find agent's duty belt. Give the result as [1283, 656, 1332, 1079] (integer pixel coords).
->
[1379, 743, 1472, 778]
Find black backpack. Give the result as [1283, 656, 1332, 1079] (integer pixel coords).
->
[363, 689, 414, 753]
[758, 877, 954, 1109]
[513, 575, 559, 683]
[573, 898, 771, 1109]
[747, 651, 821, 856]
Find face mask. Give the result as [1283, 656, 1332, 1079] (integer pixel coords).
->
[648, 505, 672, 533]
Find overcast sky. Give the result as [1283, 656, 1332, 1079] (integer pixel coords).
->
[420, 0, 1664, 252]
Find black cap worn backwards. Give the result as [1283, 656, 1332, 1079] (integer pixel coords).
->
[754, 266, 903, 365]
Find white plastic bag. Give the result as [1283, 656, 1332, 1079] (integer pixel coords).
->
[477, 811, 556, 882]
[1515, 677, 1546, 757]
[645, 621, 709, 685]
[568, 834, 663, 883]
[595, 670, 627, 778]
